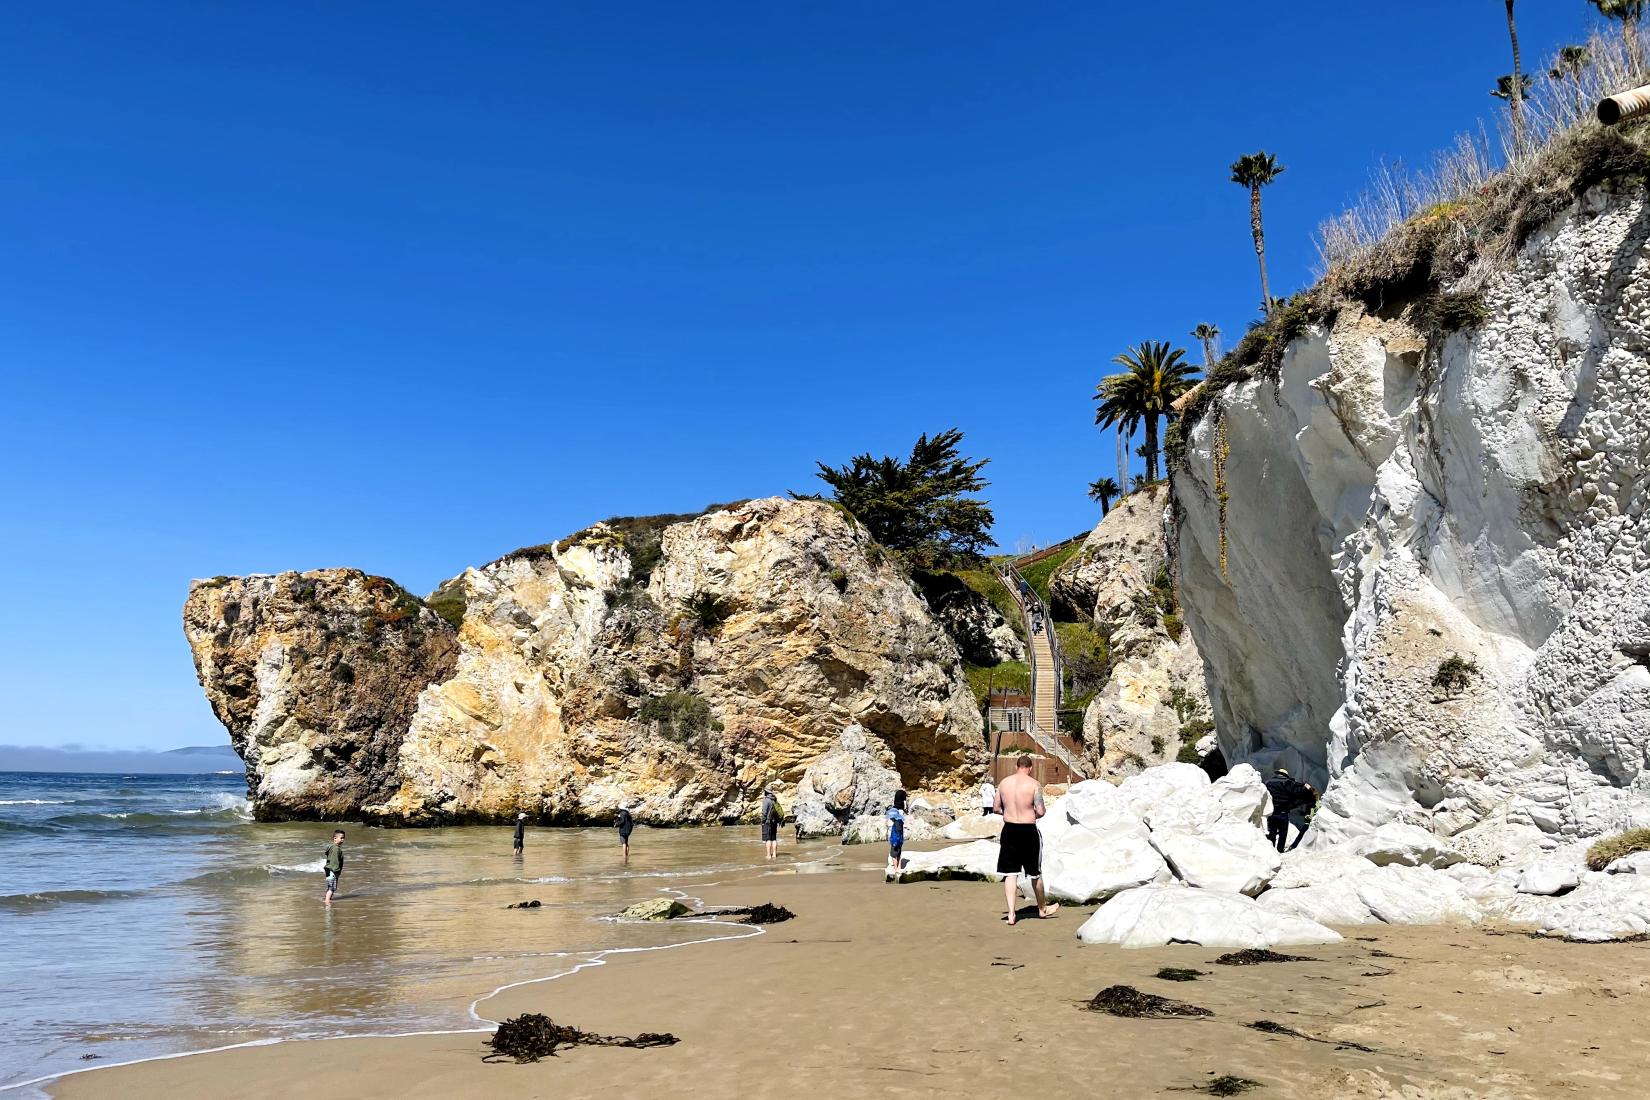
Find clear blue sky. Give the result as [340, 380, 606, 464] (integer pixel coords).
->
[0, 1, 1605, 749]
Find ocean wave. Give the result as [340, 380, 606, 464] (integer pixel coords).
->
[0, 888, 141, 912]
[0, 799, 72, 805]
[181, 859, 327, 886]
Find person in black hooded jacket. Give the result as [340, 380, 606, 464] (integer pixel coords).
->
[1262, 768, 1316, 852]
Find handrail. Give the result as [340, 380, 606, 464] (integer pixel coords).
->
[1023, 717, 1088, 779]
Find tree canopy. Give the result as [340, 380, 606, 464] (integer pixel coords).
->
[809, 429, 994, 567]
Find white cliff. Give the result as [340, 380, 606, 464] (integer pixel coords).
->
[1172, 178, 1650, 878]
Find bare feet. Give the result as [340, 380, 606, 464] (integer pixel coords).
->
[1039, 903, 1060, 918]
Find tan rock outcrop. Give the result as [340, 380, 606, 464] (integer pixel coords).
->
[1050, 485, 1212, 778]
[185, 498, 985, 825]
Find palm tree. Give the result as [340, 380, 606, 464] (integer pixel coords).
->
[1549, 44, 1588, 81]
[1190, 323, 1221, 367]
[1499, 2, 1526, 152]
[1087, 477, 1119, 514]
[1592, 1, 1647, 58]
[1095, 342, 1198, 483]
[1491, 73, 1533, 113]
[1229, 153, 1285, 317]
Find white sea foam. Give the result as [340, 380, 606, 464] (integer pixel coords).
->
[0, 800, 71, 806]
[266, 859, 324, 875]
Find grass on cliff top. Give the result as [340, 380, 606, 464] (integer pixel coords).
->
[1016, 539, 1086, 607]
[1171, 28, 1650, 448]
[949, 566, 1028, 644]
[486, 502, 751, 579]
[1586, 828, 1650, 871]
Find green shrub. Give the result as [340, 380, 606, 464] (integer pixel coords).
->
[1057, 709, 1085, 737]
[827, 567, 849, 592]
[1017, 539, 1086, 606]
[1055, 621, 1111, 698]
[426, 580, 468, 630]
[1162, 613, 1184, 642]
[1585, 828, 1650, 872]
[637, 691, 724, 746]
[1176, 741, 1204, 765]
[1150, 735, 1166, 755]
[681, 591, 734, 634]
[1432, 654, 1479, 697]
[965, 661, 1030, 708]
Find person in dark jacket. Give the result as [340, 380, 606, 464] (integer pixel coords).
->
[1262, 768, 1317, 852]
[513, 812, 527, 855]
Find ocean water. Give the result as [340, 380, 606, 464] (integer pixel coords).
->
[0, 771, 845, 1093]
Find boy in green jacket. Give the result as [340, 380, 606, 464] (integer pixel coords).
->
[324, 829, 345, 903]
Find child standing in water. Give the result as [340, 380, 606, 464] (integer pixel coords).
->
[886, 790, 908, 875]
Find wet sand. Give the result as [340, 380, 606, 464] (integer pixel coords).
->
[49, 855, 1650, 1099]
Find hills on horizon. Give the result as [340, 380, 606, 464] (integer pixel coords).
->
[0, 743, 243, 775]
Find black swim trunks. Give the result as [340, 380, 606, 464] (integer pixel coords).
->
[761, 820, 778, 842]
[996, 821, 1042, 877]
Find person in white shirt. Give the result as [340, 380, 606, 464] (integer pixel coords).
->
[980, 779, 997, 817]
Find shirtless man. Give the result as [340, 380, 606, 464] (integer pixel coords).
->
[992, 755, 1059, 925]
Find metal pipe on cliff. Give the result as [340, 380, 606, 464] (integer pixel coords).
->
[1597, 83, 1650, 125]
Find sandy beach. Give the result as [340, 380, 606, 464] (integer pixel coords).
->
[48, 852, 1650, 1100]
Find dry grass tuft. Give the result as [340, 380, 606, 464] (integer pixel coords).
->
[1586, 828, 1650, 871]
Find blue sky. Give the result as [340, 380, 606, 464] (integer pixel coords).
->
[0, 1, 1606, 749]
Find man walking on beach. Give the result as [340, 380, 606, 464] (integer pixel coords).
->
[323, 829, 345, 904]
[760, 786, 782, 860]
[513, 812, 527, 856]
[993, 756, 1058, 926]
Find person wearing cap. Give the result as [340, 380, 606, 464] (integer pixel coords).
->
[760, 785, 782, 860]
[513, 812, 527, 856]
[1261, 767, 1316, 852]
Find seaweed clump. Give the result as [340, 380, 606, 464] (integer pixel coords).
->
[1247, 1020, 1374, 1053]
[1085, 985, 1212, 1019]
[1156, 967, 1206, 982]
[484, 1014, 679, 1063]
[1203, 1076, 1262, 1097]
[1214, 949, 1314, 966]
[728, 903, 795, 925]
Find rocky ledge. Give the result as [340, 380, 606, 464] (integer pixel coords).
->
[184, 498, 986, 825]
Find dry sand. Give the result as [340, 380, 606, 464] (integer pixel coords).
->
[49, 856, 1650, 1099]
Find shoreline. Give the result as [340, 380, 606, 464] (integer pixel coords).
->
[38, 858, 1650, 1100]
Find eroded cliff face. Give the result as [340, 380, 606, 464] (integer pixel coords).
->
[1050, 486, 1211, 778]
[1173, 181, 1650, 863]
[185, 498, 985, 824]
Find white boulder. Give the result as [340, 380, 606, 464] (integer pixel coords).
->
[1210, 764, 1272, 827]
[1152, 821, 1282, 897]
[841, 812, 942, 845]
[1353, 865, 1482, 925]
[888, 839, 1000, 884]
[1349, 822, 1465, 869]
[1042, 817, 1171, 905]
[940, 813, 1002, 841]
[1606, 851, 1650, 875]
[1515, 849, 1585, 896]
[1075, 883, 1341, 949]
[1487, 873, 1650, 941]
[1271, 847, 1374, 890]
[1257, 885, 1378, 926]
[1118, 763, 1212, 822]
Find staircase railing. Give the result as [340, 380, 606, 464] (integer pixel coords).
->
[994, 563, 1085, 780]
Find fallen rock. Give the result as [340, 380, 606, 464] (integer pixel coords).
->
[618, 898, 694, 921]
[1042, 816, 1172, 905]
[841, 812, 943, 846]
[1349, 822, 1465, 869]
[1485, 873, 1650, 941]
[1151, 822, 1281, 897]
[1270, 848, 1374, 890]
[1257, 885, 1378, 926]
[1118, 764, 1212, 823]
[1607, 852, 1650, 875]
[1515, 849, 1584, 896]
[1352, 865, 1482, 925]
[889, 839, 1001, 884]
[941, 813, 1003, 841]
[1074, 884, 1341, 949]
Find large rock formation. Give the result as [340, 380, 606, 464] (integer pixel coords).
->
[1050, 486, 1212, 777]
[1172, 179, 1650, 868]
[185, 498, 985, 824]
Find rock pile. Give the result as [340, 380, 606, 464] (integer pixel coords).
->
[892, 760, 1650, 944]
